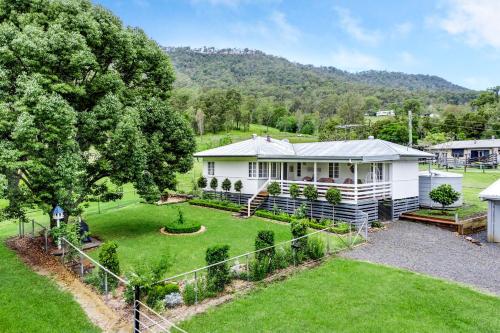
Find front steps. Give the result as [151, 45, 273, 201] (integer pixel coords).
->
[238, 191, 269, 217]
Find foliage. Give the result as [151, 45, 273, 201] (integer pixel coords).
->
[182, 277, 214, 305]
[164, 220, 201, 234]
[267, 182, 281, 197]
[210, 178, 218, 192]
[49, 222, 85, 261]
[255, 210, 292, 222]
[234, 180, 243, 193]
[325, 188, 342, 206]
[289, 184, 301, 200]
[255, 230, 275, 260]
[197, 177, 208, 190]
[249, 256, 272, 281]
[293, 203, 308, 220]
[222, 178, 232, 193]
[189, 198, 242, 212]
[303, 185, 318, 202]
[205, 245, 231, 293]
[146, 283, 179, 309]
[177, 208, 185, 224]
[306, 237, 325, 260]
[0, 1, 195, 221]
[98, 241, 120, 290]
[124, 255, 171, 304]
[429, 184, 461, 211]
[371, 220, 383, 228]
[290, 219, 308, 255]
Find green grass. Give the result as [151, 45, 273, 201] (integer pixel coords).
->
[180, 258, 500, 333]
[415, 167, 499, 219]
[0, 221, 100, 333]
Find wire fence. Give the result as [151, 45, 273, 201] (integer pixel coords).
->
[153, 214, 369, 307]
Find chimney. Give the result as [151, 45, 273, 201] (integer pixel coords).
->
[492, 135, 496, 140]
[266, 135, 271, 142]
[368, 135, 374, 140]
[252, 134, 257, 140]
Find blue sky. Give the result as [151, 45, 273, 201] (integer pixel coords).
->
[95, 0, 500, 90]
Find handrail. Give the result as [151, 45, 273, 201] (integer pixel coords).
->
[247, 180, 270, 217]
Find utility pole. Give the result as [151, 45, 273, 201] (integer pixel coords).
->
[408, 110, 412, 147]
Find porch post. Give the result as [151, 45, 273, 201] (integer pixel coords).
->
[313, 162, 317, 183]
[280, 162, 284, 193]
[354, 163, 358, 203]
[268, 162, 271, 181]
[372, 163, 376, 199]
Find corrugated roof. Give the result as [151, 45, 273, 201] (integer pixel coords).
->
[479, 179, 500, 201]
[194, 136, 433, 160]
[428, 139, 500, 150]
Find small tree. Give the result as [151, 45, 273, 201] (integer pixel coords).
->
[98, 241, 120, 289]
[222, 178, 232, 200]
[210, 177, 218, 199]
[197, 176, 207, 191]
[205, 245, 230, 292]
[303, 184, 318, 220]
[267, 181, 281, 212]
[255, 230, 275, 260]
[234, 180, 243, 204]
[325, 188, 342, 223]
[429, 184, 460, 213]
[290, 219, 308, 261]
[289, 183, 301, 212]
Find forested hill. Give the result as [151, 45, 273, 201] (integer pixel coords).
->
[164, 47, 475, 105]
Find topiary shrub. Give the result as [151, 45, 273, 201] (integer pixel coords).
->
[234, 180, 243, 204]
[290, 219, 308, 262]
[267, 181, 281, 209]
[255, 230, 275, 260]
[429, 184, 460, 212]
[197, 176, 207, 190]
[222, 178, 231, 200]
[289, 183, 301, 211]
[325, 188, 342, 222]
[303, 185, 318, 220]
[210, 177, 218, 198]
[205, 245, 230, 293]
[164, 208, 201, 234]
[98, 241, 120, 289]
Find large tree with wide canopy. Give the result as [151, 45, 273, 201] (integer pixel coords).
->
[0, 0, 195, 222]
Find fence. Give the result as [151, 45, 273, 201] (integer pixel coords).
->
[18, 219, 49, 252]
[153, 215, 369, 306]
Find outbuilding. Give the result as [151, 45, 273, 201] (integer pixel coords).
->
[479, 179, 500, 242]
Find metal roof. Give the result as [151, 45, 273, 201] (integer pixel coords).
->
[480, 179, 500, 201]
[194, 136, 433, 161]
[428, 139, 500, 150]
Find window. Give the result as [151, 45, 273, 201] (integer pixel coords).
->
[271, 162, 280, 179]
[208, 162, 215, 176]
[248, 162, 257, 178]
[296, 162, 301, 177]
[329, 163, 339, 178]
[258, 162, 268, 178]
[451, 148, 464, 157]
[371, 163, 383, 182]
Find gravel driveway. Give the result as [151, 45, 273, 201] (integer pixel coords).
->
[342, 220, 500, 296]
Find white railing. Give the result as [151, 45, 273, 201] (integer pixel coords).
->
[281, 180, 391, 203]
[247, 180, 271, 216]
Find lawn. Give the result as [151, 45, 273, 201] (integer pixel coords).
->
[180, 258, 500, 333]
[85, 202, 299, 276]
[415, 166, 499, 219]
[0, 220, 100, 333]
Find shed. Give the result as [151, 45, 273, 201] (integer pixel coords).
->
[479, 179, 500, 242]
[418, 170, 463, 208]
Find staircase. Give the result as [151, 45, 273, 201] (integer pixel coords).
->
[239, 191, 269, 217]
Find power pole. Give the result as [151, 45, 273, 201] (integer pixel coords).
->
[408, 110, 413, 147]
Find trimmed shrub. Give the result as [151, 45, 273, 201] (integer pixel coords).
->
[429, 184, 460, 212]
[98, 241, 120, 289]
[164, 209, 201, 234]
[267, 181, 281, 208]
[206, 245, 230, 293]
[255, 230, 275, 260]
[290, 219, 308, 258]
[255, 210, 292, 222]
[303, 185, 318, 219]
[234, 180, 243, 204]
[306, 237, 325, 260]
[197, 176, 207, 190]
[189, 198, 242, 212]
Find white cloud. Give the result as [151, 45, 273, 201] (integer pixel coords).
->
[334, 7, 382, 46]
[330, 48, 384, 72]
[394, 22, 413, 37]
[270, 11, 301, 43]
[436, 0, 500, 49]
[399, 51, 418, 65]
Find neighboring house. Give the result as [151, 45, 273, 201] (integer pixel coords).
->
[427, 138, 500, 167]
[376, 110, 395, 117]
[194, 135, 433, 222]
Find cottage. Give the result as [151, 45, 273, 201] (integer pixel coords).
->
[194, 135, 433, 222]
[428, 138, 499, 168]
[375, 110, 395, 117]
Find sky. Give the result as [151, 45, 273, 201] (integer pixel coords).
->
[94, 0, 500, 90]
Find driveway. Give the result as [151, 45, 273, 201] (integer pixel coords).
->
[342, 220, 500, 296]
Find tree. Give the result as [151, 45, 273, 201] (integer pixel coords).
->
[205, 245, 230, 292]
[289, 183, 301, 212]
[374, 120, 413, 145]
[318, 117, 341, 141]
[221, 178, 231, 200]
[267, 181, 281, 212]
[403, 99, 422, 117]
[429, 184, 460, 212]
[325, 188, 342, 223]
[364, 96, 381, 115]
[234, 180, 243, 204]
[338, 93, 365, 124]
[225, 89, 242, 129]
[195, 109, 205, 136]
[197, 176, 207, 190]
[210, 178, 218, 199]
[303, 185, 318, 220]
[0, 0, 195, 224]
[196, 90, 228, 133]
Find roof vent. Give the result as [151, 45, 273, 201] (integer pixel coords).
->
[252, 134, 257, 140]
[266, 135, 271, 142]
[492, 135, 496, 140]
[368, 135, 374, 140]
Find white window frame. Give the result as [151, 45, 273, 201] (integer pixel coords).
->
[271, 162, 280, 179]
[208, 161, 215, 176]
[248, 162, 257, 178]
[258, 162, 268, 178]
[329, 162, 339, 178]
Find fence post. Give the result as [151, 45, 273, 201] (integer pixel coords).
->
[194, 271, 198, 305]
[31, 220, 35, 238]
[246, 254, 250, 282]
[44, 229, 48, 252]
[134, 286, 141, 333]
[104, 272, 109, 300]
[61, 242, 65, 264]
[80, 252, 84, 277]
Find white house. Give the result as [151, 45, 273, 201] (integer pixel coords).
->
[376, 110, 395, 117]
[428, 138, 499, 167]
[194, 135, 433, 221]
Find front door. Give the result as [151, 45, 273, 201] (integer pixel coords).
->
[283, 162, 288, 180]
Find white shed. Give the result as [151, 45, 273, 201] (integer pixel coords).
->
[479, 179, 500, 242]
[419, 170, 463, 208]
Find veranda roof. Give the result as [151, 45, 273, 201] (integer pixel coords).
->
[194, 135, 433, 161]
[428, 139, 500, 150]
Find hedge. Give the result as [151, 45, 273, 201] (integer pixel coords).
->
[189, 198, 242, 212]
[164, 221, 201, 234]
[254, 210, 293, 222]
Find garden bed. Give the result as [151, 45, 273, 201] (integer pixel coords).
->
[160, 226, 206, 236]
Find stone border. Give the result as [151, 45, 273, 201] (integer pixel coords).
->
[160, 226, 206, 236]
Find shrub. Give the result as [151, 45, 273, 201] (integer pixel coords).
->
[210, 177, 218, 192]
[164, 292, 183, 308]
[267, 181, 281, 207]
[221, 178, 231, 199]
[293, 203, 308, 220]
[83, 271, 104, 293]
[325, 188, 342, 221]
[371, 220, 383, 228]
[255, 210, 292, 222]
[164, 210, 201, 234]
[429, 184, 460, 212]
[331, 222, 350, 234]
[289, 184, 301, 211]
[189, 198, 242, 212]
[146, 283, 180, 308]
[272, 247, 293, 270]
[234, 180, 243, 204]
[182, 277, 214, 305]
[291, 219, 308, 257]
[306, 237, 325, 260]
[255, 230, 275, 260]
[197, 176, 207, 190]
[98, 241, 120, 289]
[249, 256, 273, 281]
[303, 185, 318, 219]
[206, 245, 230, 293]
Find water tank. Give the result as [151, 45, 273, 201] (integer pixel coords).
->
[419, 170, 463, 208]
